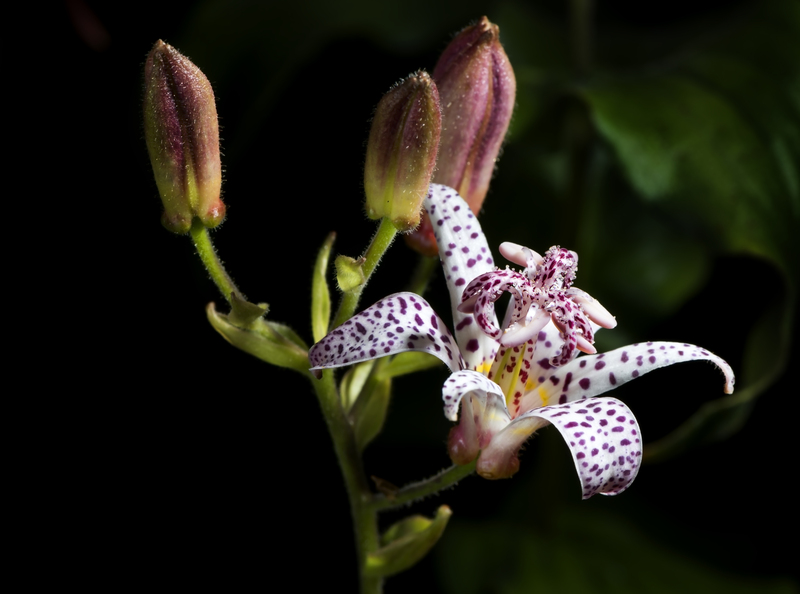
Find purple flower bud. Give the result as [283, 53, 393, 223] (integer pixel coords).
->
[406, 17, 516, 255]
[364, 71, 441, 232]
[144, 40, 225, 234]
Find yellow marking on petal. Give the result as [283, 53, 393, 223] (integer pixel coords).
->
[525, 379, 535, 391]
[475, 360, 492, 377]
[509, 424, 536, 438]
[538, 386, 550, 408]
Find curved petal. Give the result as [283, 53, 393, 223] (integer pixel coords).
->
[522, 341, 735, 410]
[442, 370, 509, 427]
[498, 241, 543, 273]
[513, 397, 642, 498]
[424, 184, 499, 370]
[309, 292, 464, 373]
[443, 371, 513, 469]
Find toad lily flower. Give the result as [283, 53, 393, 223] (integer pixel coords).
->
[309, 185, 735, 499]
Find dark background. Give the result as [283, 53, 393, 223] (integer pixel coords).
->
[49, 0, 797, 591]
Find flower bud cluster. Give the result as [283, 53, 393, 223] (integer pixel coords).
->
[407, 16, 516, 255]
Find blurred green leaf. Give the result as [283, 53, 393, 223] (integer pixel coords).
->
[439, 509, 797, 594]
[580, 0, 799, 457]
[367, 505, 452, 577]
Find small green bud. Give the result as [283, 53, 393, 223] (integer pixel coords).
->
[407, 17, 516, 255]
[364, 71, 441, 232]
[144, 40, 225, 234]
[335, 255, 366, 292]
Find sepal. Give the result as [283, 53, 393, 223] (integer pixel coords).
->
[365, 505, 452, 577]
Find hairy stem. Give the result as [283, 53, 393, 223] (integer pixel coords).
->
[311, 369, 382, 593]
[189, 219, 241, 303]
[333, 218, 398, 328]
[369, 461, 476, 511]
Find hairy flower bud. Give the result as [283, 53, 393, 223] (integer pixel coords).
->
[144, 40, 225, 234]
[364, 71, 441, 232]
[407, 17, 516, 255]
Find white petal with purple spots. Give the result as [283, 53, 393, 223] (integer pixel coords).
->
[516, 397, 642, 498]
[309, 292, 464, 373]
[529, 341, 735, 406]
[442, 369, 508, 424]
[425, 184, 498, 370]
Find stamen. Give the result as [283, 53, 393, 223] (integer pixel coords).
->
[504, 347, 526, 411]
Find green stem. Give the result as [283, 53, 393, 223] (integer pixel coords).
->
[369, 461, 476, 512]
[310, 369, 381, 593]
[190, 219, 240, 303]
[333, 218, 398, 328]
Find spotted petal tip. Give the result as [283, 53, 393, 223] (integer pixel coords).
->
[522, 397, 642, 498]
[308, 292, 464, 373]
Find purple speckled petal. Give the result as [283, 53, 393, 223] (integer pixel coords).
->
[308, 292, 464, 373]
[459, 268, 533, 341]
[442, 370, 509, 428]
[510, 397, 642, 498]
[424, 184, 499, 370]
[523, 341, 735, 409]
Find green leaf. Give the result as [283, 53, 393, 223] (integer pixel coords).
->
[206, 302, 309, 373]
[228, 291, 268, 327]
[311, 232, 335, 343]
[365, 505, 452, 578]
[439, 509, 797, 594]
[350, 376, 391, 453]
[339, 359, 376, 412]
[378, 351, 442, 379]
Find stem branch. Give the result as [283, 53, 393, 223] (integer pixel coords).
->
[370, 461, 476, 511]
[334, 218, 398, 328]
